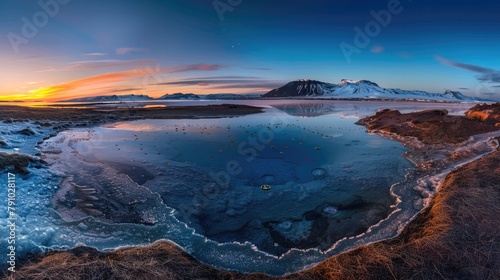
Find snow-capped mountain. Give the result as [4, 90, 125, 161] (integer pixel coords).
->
[264, 79, 476, 101]
[264, 80, 335, 97]
[157, 93, 200, 100]
[203, 93, 263, 99]
[65, 94, 153, 102]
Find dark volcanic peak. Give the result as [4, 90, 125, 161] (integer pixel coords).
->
[264, 80, 334, 97]
[443, 90, 467, 100]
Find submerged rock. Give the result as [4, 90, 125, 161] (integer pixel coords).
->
[0, 152, 40, 174]
[0, 139, 9, 148]
[18, 127, 36, 136]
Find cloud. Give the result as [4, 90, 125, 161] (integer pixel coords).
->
[153, 76, 284, 92]
[241, 67, 272, 71]
[29, 64, 226, 100]
[84, 52, 107, 56]
[183, 76, 261, 80]
[479, 91, 499, 96]
[30, 69, 150, 96]
[66, 59, 156, 71]
[165, 64, 226, 72]
[210, 82, 285, 90]
[435, 56, 500, 83]
[157, 79, 272, 86]
[111, 87, 142, 93]
[370, 45, 384, 54]
[116, 48, 147, 55]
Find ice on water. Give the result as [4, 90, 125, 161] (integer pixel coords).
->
[1, 101, 492, 275]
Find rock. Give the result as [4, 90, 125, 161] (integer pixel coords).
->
[0, 152, 39, 174]
[18, 128, 36, 136]
[0, 139, 9, 148]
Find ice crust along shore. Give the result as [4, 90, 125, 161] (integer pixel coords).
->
[1, 100, 497, 276]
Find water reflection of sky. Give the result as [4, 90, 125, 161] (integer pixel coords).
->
[77, 108, 414, 257]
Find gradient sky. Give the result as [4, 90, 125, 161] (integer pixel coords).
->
[1, 0, 499, 101]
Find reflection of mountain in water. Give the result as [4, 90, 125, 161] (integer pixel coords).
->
[271, 103, 338, 117]
[272, 102, 360, 118]
[272, 101, 475, 119]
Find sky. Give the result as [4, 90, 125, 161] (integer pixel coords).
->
[0, 0, 499, 101]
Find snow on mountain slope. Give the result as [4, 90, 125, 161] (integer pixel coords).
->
[65, 94, 153, 102]
[264, 79, 477, 101]
[157, 93, 200, 100]
[202, 93, 263, 99]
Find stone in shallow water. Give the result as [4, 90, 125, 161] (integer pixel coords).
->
[261, 184, 272, 191]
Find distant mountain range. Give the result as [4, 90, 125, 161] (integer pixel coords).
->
[63, 93, 264, 102]
[263, 79, 476, 101]
[62, 79, 481, 102]
[65, 94, 153, 102]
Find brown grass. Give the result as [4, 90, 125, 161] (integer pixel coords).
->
[7, 243, 271, 280]
[357, 109, 499, 144]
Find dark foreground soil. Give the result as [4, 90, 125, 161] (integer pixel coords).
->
[3, 104, 500, 280]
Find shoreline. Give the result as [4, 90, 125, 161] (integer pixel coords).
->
[0, 104, 263, 123]
[3, 103, 500, 279]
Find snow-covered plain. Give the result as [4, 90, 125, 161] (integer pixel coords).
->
[0, 100, 496, 275]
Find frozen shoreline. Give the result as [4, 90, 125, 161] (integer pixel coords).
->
[1, 101, 499, 277]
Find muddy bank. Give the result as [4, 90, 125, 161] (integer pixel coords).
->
[356, 108, 498, 144]
[0, 104, 263, 123]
